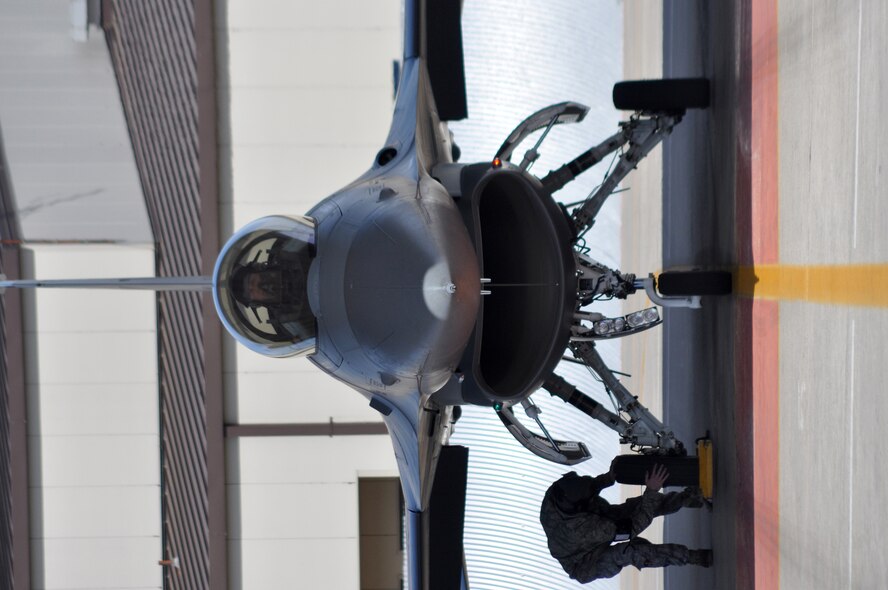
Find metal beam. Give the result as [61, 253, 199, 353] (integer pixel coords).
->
[0, 107, 29, 590]
[1, 247, 30, 590]
[195, 0, 226, 587]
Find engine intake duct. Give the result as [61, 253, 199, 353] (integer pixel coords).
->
[454, 166, 575, 404]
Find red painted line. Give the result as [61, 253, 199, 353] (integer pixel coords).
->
[750, 0, 780, 266]
[751, 300, 779, 589]
[736, 0, 780, 588]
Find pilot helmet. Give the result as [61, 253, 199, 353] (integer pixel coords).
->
[230, 261, 304, 308]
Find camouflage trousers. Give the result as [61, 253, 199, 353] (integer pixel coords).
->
[571, 488, 702, 582]
[574, 537, 690, 581]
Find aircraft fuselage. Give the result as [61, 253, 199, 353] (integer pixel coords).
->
[306, 172, 480, 416]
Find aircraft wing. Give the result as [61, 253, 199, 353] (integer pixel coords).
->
[372, 392, 469, 590]
[404, 0, 467, 121]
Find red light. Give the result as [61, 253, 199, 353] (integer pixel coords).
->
[492, 157, 502, 168]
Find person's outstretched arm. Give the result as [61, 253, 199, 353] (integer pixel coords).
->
[628, 463, 670, 535]
[587, 468, 617, 496]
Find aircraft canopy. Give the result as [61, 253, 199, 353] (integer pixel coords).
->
[213, 215, 317, 358]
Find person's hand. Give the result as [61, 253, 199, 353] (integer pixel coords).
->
[644, 463, 669, 492]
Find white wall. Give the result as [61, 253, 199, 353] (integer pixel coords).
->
[0, 4, 161, 588]
[23, 245, 160, 590]
[226, 436, 399, 589]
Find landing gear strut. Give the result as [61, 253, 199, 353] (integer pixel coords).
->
[544, 343, 684, 454]
[489, 78, 720, 466]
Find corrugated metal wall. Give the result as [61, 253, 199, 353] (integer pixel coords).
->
[0, 291, 10, 590]
[0, 289, 9, 589]
[0, 252, 18, 590]
[103, 1, 224, 588]
[0, 130, 27, 590]
[0, 135, 14, 590]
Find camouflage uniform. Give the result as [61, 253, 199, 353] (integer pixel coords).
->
[540, 470, 704, 582]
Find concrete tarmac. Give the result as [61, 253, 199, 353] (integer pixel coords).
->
[774, 3, 888, 589]
[646, 1, 888, 589]
[659, 2, 738, 590]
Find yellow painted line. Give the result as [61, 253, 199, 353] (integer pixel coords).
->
[736, 264, 888, 308]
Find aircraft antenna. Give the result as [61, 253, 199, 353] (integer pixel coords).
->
[0, 274, 213, 293]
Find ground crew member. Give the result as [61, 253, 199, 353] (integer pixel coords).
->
[540, 462, 712, 582]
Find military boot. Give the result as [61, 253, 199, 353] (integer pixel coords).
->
[688, 549, 713, 567]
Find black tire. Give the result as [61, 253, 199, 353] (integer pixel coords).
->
[611, 454, 700, 487]
[613, 78, 710, 112]
[657, 270, 733, 296]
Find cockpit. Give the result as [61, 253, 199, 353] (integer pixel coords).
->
[212, 215, 317, 358]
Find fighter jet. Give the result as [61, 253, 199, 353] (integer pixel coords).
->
[0, 1, 727, 588]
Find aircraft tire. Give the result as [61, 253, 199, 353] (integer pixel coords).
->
[612, 78, 710, 112]
[611, 454, 700, 487]
[657, 270, 733, 296]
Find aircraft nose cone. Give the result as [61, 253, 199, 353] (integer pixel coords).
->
[422, 262, 458, 320]
[344, 195, 479, 383]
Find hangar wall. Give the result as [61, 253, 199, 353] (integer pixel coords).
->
[0, 3, 160, 589]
